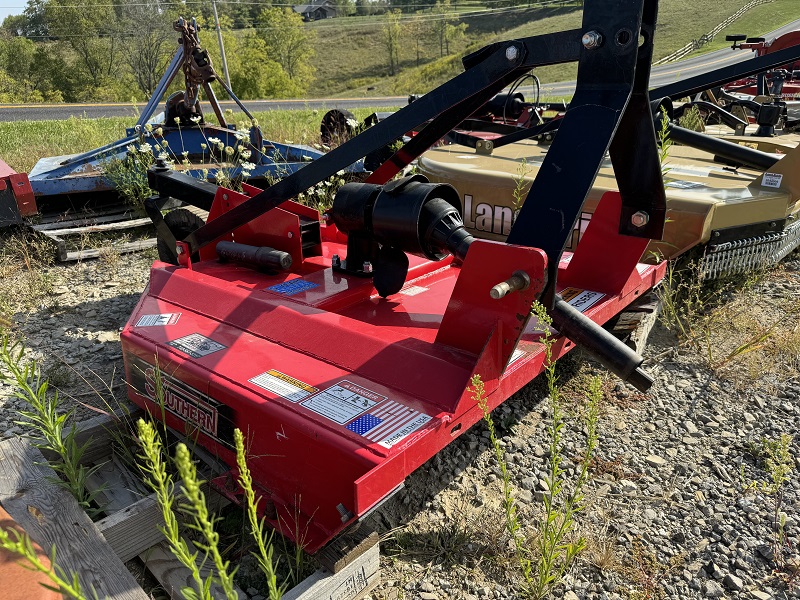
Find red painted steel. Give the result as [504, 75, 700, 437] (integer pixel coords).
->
[122, 190, 664, 553]
[0, 158, 37, 217]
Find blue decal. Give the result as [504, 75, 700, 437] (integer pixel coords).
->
[267, 279, 319, 295]
[346, 414, 383, 435]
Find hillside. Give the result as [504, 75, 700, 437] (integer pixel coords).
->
[307, 0, 798, 97]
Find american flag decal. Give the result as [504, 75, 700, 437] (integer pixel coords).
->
[346, 400, 432, 448]
[346, 414, 382, 435]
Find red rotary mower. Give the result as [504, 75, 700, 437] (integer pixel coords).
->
[122, 0, 669, 553]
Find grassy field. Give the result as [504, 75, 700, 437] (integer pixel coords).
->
[0, 108, 397, 174]
[309, 0, 796, 97]
[685, 0, 800, 55]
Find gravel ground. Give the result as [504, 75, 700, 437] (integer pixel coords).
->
[1, 243, 798, 600]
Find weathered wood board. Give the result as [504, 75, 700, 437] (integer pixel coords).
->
[0, 437, 149, 600]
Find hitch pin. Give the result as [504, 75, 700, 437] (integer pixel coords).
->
[490, 271, 531, 299]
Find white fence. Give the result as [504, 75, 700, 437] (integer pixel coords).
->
[653, 0, 775, 65]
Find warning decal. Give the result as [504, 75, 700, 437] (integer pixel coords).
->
[267, 279, 319, 295]
[560, 288, 604, 313]
[301, 380, 383, 425]
[250, 370, 318, 402]
[762, 173, 783, 188]
[666, 180, 705, 190]
[400, 285, 428, 296]
[168, 334, 226, 358]
[136, 313, 181, 327]
[508, 348, 527, 365]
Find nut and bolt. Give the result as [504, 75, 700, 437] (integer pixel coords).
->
[176, 245, 184, 254]
[505, 46, 519, 61]
[331, 254, 341, 268]
[222, 193, 229, 200]
[582, 30, 603, 49]
[631, 211, 650, 228]
[362, 261, 374, 274]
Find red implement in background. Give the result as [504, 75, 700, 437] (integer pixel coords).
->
[0, 158, 36, 227]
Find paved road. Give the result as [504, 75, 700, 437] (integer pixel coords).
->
[539, 18, 800, 97]
[1, 18, 798, 123]
[0, 97, 409, 123]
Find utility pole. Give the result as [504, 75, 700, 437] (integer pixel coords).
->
[211, 0, 232, 90]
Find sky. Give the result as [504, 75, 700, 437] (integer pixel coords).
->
[0, 0, 22, 23]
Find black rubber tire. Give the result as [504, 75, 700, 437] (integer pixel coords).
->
[320, 109, 356, 146]
[157, 209, 206, 264]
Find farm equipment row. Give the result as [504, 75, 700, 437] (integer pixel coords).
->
[0, 0, 797, 569]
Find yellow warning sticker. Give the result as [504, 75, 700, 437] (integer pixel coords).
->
[249, 369, 318, 403]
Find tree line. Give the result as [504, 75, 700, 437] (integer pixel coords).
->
[0, 0, 474, 103]
[0, 0, 318, 103]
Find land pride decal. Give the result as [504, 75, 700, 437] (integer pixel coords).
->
[462, 193, 591, 250]
[128, 355, 235, 449]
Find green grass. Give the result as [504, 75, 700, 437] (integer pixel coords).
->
[686, 0, 800, 55]
[0, 108, 398, 173]
[309, 0, 792, 97]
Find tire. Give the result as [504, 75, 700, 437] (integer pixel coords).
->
[320, 109, 356, 146]
[157, 209, 206, 264]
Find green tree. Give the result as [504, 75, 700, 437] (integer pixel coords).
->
[256, 8, 316, 91]
[117, 5, 176, 98]
[383, 9, 402, 76]
[44, 0, 119, 89]
[406, 14, 430, 67]
[430, 0, 466, 57]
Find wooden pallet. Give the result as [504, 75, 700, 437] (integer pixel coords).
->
[0, 408, 380, 600]
[30, 205, 208, 262]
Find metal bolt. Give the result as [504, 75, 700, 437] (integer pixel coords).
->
[770, 221, 777, 227]
[331, 254, 341, 268]
[287, 231, 293, 238]
[631, 211, 650, 228]
[362, 261, 373, 274]
[322, 212, 331, 222]
[223, 193, 229, 200]
[176, 245, 184, 255]
[713, 231, 720, 238]
[505, 46, 519, 62]
[582, 30, 603, 49]
[490, 271, 530, 299]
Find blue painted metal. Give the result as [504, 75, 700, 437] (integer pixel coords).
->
[27, 15, 364, 201]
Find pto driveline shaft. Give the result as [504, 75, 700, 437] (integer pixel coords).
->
[551, 296, 653, 392]
[216, 241, 292, 271]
